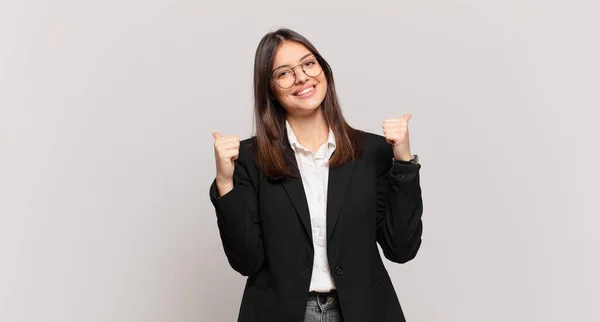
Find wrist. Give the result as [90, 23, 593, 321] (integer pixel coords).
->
[215, 177, 234, 197]
[394, 154, 413, 162]
[216, 177, 233, 185]
[393, 154, 419, 165]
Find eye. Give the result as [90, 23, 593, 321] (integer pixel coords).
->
[304, 59, 316, 67]
[275, 68, 294, 79]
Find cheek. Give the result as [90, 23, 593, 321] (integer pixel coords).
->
[271, 85, 288, 101]
[273, 88, 296, 108]
[318, 76, 328, 96]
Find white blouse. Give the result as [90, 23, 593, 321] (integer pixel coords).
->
[285, 120, 337, 293]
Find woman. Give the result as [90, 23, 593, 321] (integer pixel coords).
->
[209, 28, 423, 322]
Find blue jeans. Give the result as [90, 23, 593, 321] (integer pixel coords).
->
[303, 290, 344, 322]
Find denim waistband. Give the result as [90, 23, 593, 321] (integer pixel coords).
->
[306, 289, 339, 308]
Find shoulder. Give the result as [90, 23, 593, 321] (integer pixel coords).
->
[358, 131, 394, 174]
[237, 136, 257, 166]
[359, 131, 393, 158]
[360, 131, 387, 146]
[239, 136, 256, 150]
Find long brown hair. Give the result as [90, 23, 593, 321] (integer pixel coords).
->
[253, 28, 363, 181]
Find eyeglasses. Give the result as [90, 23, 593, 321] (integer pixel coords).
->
[271, 55, 324, 89]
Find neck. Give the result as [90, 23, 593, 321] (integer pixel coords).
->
[286, 107, 330, 153]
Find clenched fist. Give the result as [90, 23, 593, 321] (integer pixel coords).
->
[382, 114, 413, 161]
[212, 132, 240, 196]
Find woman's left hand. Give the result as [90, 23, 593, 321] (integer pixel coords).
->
[382, 114, 413, 161]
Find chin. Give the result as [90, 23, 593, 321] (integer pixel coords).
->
[293, 99, 324, 112]
[292, 94, 326, 110]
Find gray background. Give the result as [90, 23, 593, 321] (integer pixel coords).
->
[1, 0, 599, 321]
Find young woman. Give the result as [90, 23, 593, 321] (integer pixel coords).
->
[209, 28, 423, 322]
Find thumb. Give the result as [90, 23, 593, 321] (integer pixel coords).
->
[402, 114, 412, 122]
[212, 132, 222, 139]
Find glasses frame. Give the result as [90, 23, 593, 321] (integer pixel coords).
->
[270, 55, 324, 89]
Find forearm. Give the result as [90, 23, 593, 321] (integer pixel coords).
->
[210, 179, 265, 276]
[376, 162, 424, 263]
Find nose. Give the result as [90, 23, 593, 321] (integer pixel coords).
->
[292, 65, 309, 84]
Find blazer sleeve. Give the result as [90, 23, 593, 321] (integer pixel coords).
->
[208, 150, 264, 276]
[375, 144, 424, 264]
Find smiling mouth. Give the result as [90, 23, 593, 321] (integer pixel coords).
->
[294, 85, 316, 96]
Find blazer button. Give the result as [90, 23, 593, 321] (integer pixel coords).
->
[335, 265, 344, 276]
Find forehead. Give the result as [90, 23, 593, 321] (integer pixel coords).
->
[272, 41, 312, 66]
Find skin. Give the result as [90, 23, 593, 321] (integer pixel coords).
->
[213, 41, 413, 197]
[270, 40, 330, 154]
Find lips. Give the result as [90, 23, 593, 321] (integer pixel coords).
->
[293, 84, 316, 96]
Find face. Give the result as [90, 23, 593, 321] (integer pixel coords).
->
[270, 41, 328, 116]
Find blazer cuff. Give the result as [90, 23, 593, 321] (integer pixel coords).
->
[209, 178, 241, 213]
[389, 162, 421, 181]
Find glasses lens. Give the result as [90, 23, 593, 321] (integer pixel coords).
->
[274, 68, 295, 89]
[272, 57, 324, 89]
[302, 58, 323, 77]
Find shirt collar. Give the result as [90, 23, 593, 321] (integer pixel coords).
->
[285, 119, 336, 154]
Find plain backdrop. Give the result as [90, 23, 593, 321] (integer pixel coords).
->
[1, 1, 599, 321]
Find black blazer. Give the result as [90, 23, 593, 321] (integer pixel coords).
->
[209, 131, 424, 322]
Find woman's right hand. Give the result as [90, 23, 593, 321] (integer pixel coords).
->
[212, 132, 240, 195]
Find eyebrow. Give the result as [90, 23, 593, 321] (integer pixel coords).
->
[272, 53, 315, 72]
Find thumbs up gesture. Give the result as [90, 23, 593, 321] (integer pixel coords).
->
[382, 114, 413, 161]
[212, 132, 240, 187]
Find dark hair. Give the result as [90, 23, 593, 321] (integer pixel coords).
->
[253, 28, 363, 181]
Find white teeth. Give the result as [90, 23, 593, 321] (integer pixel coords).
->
[296, 86, 314, 96]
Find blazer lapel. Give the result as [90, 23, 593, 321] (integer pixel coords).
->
[281, 142, 313, 241]
[326, 157, 356, 242]
[281, 176, 312, 241]
[280, 134, 356, 243]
